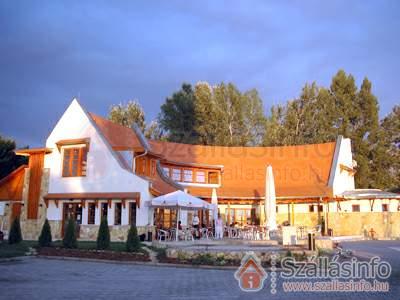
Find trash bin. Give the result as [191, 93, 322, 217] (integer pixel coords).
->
[308, 232, 316, 251]
[147, 231, 152, 242]
[327, 228, 333, 236]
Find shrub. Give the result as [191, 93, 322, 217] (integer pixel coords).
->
[126, 225, 141, 252]
[38, 219, 52, 247]
[96, 217, 110, 250]
[8, 216, 23, 244]
[63, 219, 77, 249]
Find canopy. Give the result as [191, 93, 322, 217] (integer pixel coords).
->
[151, 190, 212, 210]
[151, 190, 213, 241]
[265, 165, 277, 231]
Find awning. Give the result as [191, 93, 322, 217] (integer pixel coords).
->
[338, 189, 400, 200]
[44, 192, 141, 207]
[151, 190, 213, 210]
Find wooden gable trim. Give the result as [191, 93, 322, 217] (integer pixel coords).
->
[0, 165, 27, 201]
[56, 138, 90, 152]
[340, 163, 356, 176]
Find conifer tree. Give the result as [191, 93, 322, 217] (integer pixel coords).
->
[38, 219, 52, 247]
[8, 216, 22, 244]
[96, 217, 110, 250]
[63, 218, 77, 249]
[126, 225, 141, 252]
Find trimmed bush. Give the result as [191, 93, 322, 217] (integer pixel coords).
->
[126, 225, 141, 252]
[38, 219, 52, 247]
[8, 216, 22, 244]
[63, 219, 77, 249]
[96, 217, 110, 250]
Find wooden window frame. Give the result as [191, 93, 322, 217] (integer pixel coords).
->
[129, 202, 137, 226]
[183, 169, 193, 182]
[87, 203, 96, 225]
[208, 171, 219, 184]
[101, 202, 108, 220]
[62, 146, 87, 177]
[195, 170, 206, 183]
[172, 168, 181, 181]
[114, 203, 122, 225]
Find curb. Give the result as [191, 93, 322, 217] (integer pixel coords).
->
[0, 255, 35, 263]
[37, 255, 284, 271]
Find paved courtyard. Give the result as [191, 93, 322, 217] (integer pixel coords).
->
[0, 241, 399, 300]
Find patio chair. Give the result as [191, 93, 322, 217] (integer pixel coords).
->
[184, 229, 194, 241]
[200, 228, 208, 239]
[158, 229, 170, 241]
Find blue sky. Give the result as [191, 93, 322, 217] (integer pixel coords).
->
[0, 1, 399, 147]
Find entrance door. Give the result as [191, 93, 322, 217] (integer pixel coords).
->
[62, 203, 83, 237]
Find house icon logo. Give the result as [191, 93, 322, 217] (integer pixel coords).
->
[234, 252, 267, 292]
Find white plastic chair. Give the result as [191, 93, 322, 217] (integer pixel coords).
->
[158, 229, 170, 241]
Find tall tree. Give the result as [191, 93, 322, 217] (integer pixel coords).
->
[0, 136, 27, 180]
[108, 100, 146, 132]
[145, 120, 165, 140]
[159, 83, 197, 143]
[377, 105, 400, 190]
[194, 82, 265, 146]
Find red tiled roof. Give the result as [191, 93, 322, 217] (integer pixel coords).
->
[89, 113, 143, 150]
[150, 139, 336, 199]
[91, 113, 336, 199]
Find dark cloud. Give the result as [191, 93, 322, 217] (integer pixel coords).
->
[0, 1, 399, 147]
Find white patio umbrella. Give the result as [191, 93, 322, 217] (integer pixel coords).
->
[211, 188, 219, 224]
[151, 190, 212, 240]
[265, 165, 277, 231]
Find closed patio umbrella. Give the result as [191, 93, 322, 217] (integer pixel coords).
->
[265, 165, 277, 231]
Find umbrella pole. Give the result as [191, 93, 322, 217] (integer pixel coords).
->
[176, 207, 179, 241]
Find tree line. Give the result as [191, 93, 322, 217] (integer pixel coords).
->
[107, 69, 399, 191]
[0, 69, 398, 191]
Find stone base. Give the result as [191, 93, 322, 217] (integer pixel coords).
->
[48, 221, 150, 242]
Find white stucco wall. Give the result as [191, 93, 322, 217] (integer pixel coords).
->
[331, 137, 355, 195]
[43, 100, 152, 226]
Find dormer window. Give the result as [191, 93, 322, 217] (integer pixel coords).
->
[62, 147, 87, 177]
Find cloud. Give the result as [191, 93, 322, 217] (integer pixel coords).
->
[0, 1, 399, 146]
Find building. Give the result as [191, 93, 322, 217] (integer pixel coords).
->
[0, 99, 399, 240]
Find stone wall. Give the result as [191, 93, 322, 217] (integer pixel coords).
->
[79, 225, 149, 242]
[327, 212, 400, 238]
[19, 169, 50, 240]
[277, 211, 400, 239]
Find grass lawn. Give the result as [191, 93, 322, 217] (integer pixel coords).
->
[0, 241, 37, 258]
[0, 240, 147, 258]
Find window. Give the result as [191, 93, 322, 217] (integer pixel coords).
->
[87, 203, 96, 225]
[196, 171, 206, 183]
[208, 172, 219, 184]
[382, 204, 389, 212]
[352, 204, 360, 212]
[62, 147, 87, 177]
[172, 168, 181, 181]
[276, 206, 279, 213]
[114, 203, 122, 225]
[101, 203, 108, 220]
[163, 167, 170, 177]
[225, 208, 257, 226]
[129, 202, 136, 226]
[183, 169, 193, 182]
[309, 205, 315, 212]
[318, 205, 323, 212]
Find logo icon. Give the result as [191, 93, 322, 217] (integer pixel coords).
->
[235, 252, 267, 292]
